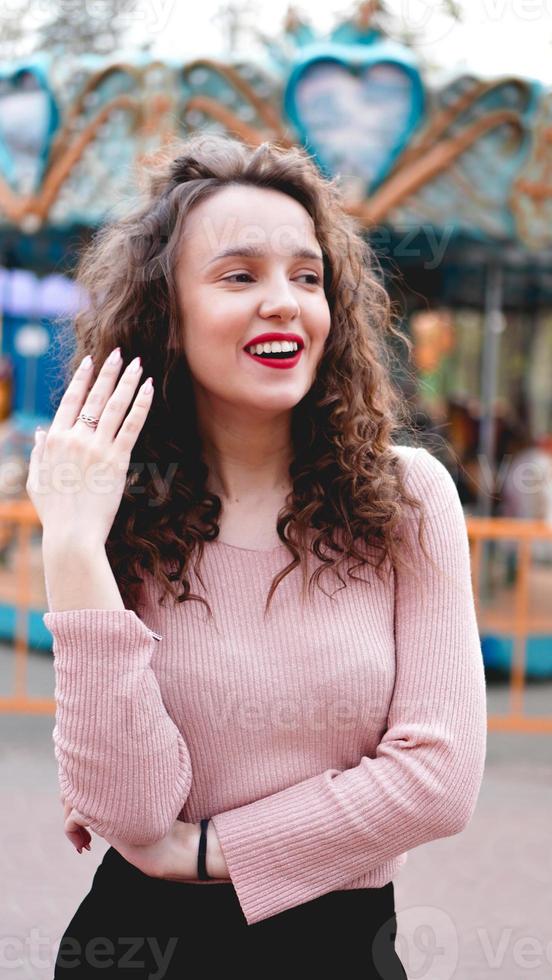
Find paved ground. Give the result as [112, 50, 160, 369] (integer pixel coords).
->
[1, 645, 551, 979]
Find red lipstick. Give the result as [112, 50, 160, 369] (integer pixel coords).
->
[243, 332, 304, 370]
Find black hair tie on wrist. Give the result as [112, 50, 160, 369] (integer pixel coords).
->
[197, 818, 212, 880]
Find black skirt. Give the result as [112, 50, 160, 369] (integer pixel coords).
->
[53, 845, 408, 978]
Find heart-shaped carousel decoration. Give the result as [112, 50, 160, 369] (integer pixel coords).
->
[0, 64, 59, 197]
[284, 40, 425, 195]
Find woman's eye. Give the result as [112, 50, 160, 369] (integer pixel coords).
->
[222, 273, 320, 284]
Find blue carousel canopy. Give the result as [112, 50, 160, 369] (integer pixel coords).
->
[0, 10, 550, 254]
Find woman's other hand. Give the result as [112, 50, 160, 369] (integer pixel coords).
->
[62, 797, 92, 853]
[60, 797, 230, 880]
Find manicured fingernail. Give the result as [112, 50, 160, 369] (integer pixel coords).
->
[128, 356, 142, 373]
[84, 844, 91, 851]
[80, 355, 93, 370]
[108, 347, 122, 364]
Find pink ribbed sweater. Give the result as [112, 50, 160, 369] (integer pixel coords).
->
[43, 445, 487, 926]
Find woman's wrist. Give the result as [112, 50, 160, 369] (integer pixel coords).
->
[163, 819, 229, 881]
[163, 820, 201, 881]
[42, 536, 125, 611]
[206, 820, 230, 879]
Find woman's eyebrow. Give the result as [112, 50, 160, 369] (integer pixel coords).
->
[204, 245, 324, 267]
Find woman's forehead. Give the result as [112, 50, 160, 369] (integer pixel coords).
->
[181, 185, 318, 256]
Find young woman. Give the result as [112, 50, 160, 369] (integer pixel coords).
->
[27, 133, 487, 977]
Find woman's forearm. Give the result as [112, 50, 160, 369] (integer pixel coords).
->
[42, 535, 125, 612]
[43, 534, 195, 846]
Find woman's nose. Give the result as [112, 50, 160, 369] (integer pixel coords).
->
[259, 287, 300, 320]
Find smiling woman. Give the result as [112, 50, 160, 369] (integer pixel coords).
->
[49, 132, 428, 606]
[40, 132, 486, 977]
[173, 181, 332, 441]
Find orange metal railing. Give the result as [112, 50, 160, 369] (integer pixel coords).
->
[0, 501, 552, 729]
[466, 516, 552, 734]
[0, 498, 53, 713]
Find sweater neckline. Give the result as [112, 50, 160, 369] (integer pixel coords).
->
[213, 539, 289, 554]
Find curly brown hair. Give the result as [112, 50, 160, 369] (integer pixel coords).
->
[50, 132, 433, 619]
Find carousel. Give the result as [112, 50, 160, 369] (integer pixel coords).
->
[0, 0, 551, 667]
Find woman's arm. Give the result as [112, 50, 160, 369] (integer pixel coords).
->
[43, 542, 193, 847]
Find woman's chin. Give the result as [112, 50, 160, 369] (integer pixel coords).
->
[234, 386, 307, 414]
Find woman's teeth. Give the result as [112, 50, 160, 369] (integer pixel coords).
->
[246, 341, 300, 357]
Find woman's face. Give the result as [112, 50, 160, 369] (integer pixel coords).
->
[175, 184, 331, 418]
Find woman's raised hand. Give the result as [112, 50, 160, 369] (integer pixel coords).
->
[26, 348, 154, 549]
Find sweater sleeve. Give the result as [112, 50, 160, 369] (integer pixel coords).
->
[43, 607, 193, 845]
[209, 447, 487, 925]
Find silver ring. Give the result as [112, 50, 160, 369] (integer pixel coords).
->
[77, 412, 100, 429]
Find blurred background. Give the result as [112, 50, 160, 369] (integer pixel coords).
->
[0, 1, 551, 977]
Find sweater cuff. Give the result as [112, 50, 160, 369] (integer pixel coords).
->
[43, 608, 157, 666]
[210, 771, 381, 926]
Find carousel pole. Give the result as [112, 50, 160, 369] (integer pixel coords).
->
[477, 260, 505, 597]
[478, 261, 505, 517]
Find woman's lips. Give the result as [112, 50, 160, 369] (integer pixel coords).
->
[243, 348, 303, 370]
